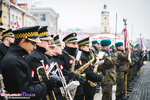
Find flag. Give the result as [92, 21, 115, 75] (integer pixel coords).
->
[123, 28, 127, 50]
[14, 22, 19, 28]
[127, 41, 132, 63]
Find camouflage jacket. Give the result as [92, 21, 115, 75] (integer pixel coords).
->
[116, 49, 128, 71]
[99, 49, 117, 85]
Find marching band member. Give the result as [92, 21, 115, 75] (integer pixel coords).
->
[0, 26, 58, 99]
[25, 26, 61, 99]
[59, 33, 85, 100]
[0, 29, 15, 63]
[77, 37, 103, 100]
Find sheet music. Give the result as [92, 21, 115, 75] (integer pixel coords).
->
[65, 81, 80, 90]
[98, 51, 105, 59]
[76, 51, 82, 61]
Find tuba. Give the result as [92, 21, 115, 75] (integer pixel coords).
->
[88, 53, 103, 87]
[37, 60, 56, 100]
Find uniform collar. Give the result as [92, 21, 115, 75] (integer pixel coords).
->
[79, 49, 90, 56]
[117, 49, 123, 52]
[2, 42, 9, 48]
[36, 45, 46, 53]
[101, 48, 110, 55]
[46, 54, 52, 59]
[64, 46, 77, 56]
[9, 43, 28, 56]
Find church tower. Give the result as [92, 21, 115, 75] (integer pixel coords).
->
[101, 4, 110, 33]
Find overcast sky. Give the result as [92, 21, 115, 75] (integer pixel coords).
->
[30, 0, 150, 41]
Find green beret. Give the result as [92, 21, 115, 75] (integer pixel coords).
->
[92, 40, 98, 44]
[134, 46, 138, 49]
[115, 42, 123, 47]
[100, 39, 111, 46]
[110, 45, 114, 49]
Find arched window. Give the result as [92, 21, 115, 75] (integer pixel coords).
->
[104, 26, 107, 32]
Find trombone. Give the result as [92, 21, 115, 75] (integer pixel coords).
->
[46, 62, 73, 100]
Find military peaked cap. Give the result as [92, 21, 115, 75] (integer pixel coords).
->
[12, 26, 41, 43]
[62, 33, 77, 43]
[115, 42, 123, 47]
[100, 39, 111, 46]
[38, 26, 52, 40]
[78, 37, 89, 46]
[54, 35, 61, 45]
[50, 34, 56, 47]
[2, 29, 14, 38]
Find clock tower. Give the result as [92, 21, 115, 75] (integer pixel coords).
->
[101, 4, 110, 33]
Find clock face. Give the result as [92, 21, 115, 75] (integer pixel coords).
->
[105, 17, 107, 20]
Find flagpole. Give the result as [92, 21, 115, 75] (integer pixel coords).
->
[123, 18, 128, 98]
[140, 34, 142, 74]
[115, 13, 117, 43]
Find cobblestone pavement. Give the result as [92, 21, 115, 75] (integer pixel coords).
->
[128, 61, 150, 100]
[94, 61, 150, 100]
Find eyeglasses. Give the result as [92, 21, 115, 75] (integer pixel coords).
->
[30, 41, 36, 46]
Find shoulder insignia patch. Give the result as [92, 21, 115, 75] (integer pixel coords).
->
[69, 59, 73, 64]
[59, 65, 63, 70]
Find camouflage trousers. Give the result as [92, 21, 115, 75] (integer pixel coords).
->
[101, 84, 112, 100]
[116, 71, 124, 97]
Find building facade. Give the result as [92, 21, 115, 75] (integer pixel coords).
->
[101, 4, 110, 33]
[0, 0, 36, 30]
[30, 7, 59, 35]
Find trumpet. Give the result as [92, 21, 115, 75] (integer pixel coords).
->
[37, 60, 56, 100]
[47, 62, 73, 100]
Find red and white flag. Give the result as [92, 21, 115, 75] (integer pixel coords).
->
[14, 22, 19, 28]
[123, 28, 127, 50]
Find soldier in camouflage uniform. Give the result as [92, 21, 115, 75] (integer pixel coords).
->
[127, 45, 136, 92]
[115, 42, 128, 100]
[99, 39, 117, 100]
[91, 40, 101, 93]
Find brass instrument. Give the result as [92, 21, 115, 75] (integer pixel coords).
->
[88, 53, 103, 87]
[47, 62, 73, 100]
[63, 50, 77, 99]
[37, 60, 56, 100]
[74, 51, 94, 76]
[0, 74, 7, 100]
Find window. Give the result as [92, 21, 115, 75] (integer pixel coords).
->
[3, 23, 6, 28]
[16, 16, 18, 22]
[12, 14, 14, 23]
[104, 26, 107, 32]
[33, 14, 38, 18]
[40, 14, 46, 21]
[3, 11, 6, 17]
